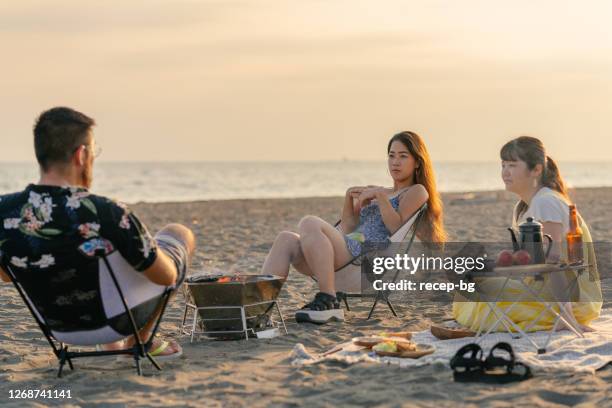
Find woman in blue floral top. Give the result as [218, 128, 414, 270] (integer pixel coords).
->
[261, 131, 447, 324]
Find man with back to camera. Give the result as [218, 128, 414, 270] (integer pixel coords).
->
[0, 107, 196, 358]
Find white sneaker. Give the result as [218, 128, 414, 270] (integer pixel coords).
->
[294, 292, 345, 324]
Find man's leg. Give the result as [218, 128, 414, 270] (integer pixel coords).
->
[157, 223, 196, 264]
[124, 223, 196, 355]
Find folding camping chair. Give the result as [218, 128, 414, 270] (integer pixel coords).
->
[469, 262, 593, 354]
[333, 203, 427, 319]
[4, 247, 174, 377]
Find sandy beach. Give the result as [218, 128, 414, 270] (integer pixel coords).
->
[1, 188, 610, 407]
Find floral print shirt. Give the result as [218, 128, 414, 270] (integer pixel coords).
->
[0, 184, 157, 275]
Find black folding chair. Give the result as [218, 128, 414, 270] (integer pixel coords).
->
[4, 248, 174, 377]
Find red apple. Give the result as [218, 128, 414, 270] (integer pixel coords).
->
[496, 250, 514, 267]
[512, 250, 532, 265]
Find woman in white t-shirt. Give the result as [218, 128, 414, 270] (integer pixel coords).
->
[454, 136, 602, 332]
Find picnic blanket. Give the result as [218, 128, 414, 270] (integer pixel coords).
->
[291, 309, 612, 374]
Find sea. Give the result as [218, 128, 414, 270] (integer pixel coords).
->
[1, 161, 611, 203]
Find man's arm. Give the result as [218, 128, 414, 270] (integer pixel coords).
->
[142, 223, 196, 287]
[99, 197, 195, 287]
[142, 250, 178, 287]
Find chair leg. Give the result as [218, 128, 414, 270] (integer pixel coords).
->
[134, 354, 142, 376]
[146, 353, 162, 371]
[385, 298, 398, 317]
[57, 361, 65, 378]
[67, 358, 74, 371]
[367, 296, 380, 320]
[369, 293, 399, 319]
[57, 347, 68, 378]
[336, 292, 350, 311]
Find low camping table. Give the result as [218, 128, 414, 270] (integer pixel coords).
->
[467, 262, 591, 354]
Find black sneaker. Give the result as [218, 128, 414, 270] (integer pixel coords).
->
[294, 292, 345, 324]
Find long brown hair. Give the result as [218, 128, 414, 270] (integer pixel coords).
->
[388, 131, 447, 244]
[500, 136, 570, 220]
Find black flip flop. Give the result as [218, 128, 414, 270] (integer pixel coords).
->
[481, 342, 532, 384]
[450, 342, 532, 383]
[450, 343, 485, 382]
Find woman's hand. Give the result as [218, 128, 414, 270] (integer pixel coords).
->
[344, 186, 367, 217]
[346, 186, 366, 198]
[357, 186, 389, 208]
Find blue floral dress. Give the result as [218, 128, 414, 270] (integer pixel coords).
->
[342, 195, 401, 257]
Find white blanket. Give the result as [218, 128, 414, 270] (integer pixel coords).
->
[291, 310, 612, 374]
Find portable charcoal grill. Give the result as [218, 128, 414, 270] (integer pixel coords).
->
[180, 274, 288, 341]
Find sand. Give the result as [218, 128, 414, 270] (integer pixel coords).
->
[1, 188, 611, 407]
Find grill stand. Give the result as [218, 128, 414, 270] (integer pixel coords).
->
[179, 299, 288, 342]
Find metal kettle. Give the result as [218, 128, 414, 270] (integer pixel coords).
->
[508, 217, 553, 264]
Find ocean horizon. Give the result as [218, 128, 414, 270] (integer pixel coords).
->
[1, 160, 611, 203]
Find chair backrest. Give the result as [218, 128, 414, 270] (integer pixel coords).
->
[389, 203, 427, 244]
[371, 203, 427, 264]
[5, 254, 108, 334]
[3, 246, 167, 346]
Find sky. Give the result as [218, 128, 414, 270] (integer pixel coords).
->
[1, 0, 611, 163]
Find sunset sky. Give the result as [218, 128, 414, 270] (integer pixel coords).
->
[1, 0, 611, 162]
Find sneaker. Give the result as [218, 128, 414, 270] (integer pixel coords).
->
[295, 292, 345, 324]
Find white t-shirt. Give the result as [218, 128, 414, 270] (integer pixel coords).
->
[512, 187, 570, 233]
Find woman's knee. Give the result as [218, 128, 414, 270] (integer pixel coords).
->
[298, 215, 323, 234]
[271, 231, 303, 264]
[275, 231, 299, 246]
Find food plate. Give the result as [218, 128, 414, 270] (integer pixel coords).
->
[373, 344, 435, 359]
[377, 331, 412, 340]
[353, 336, 414, 349]
[352, 336, 387, 348]
[430, 325, 475, 340]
